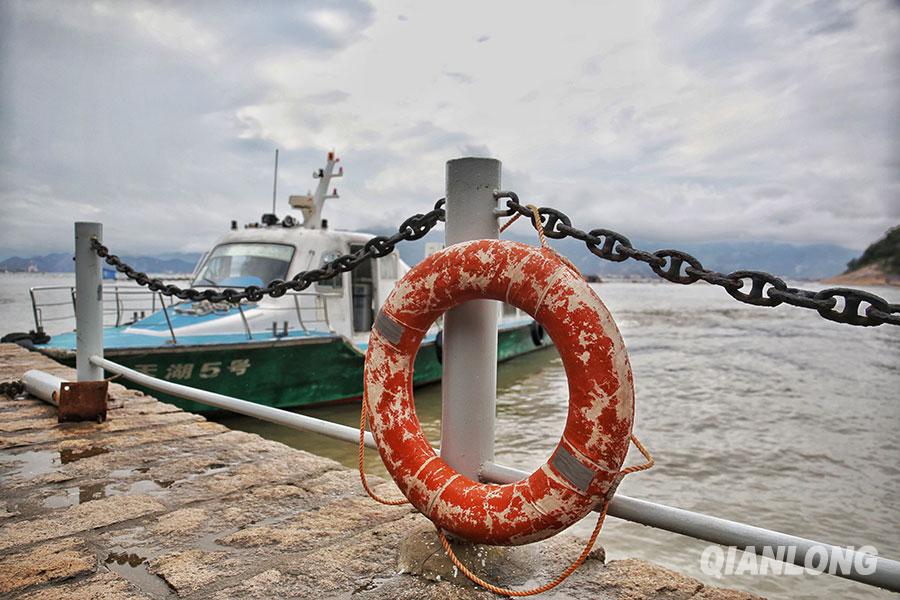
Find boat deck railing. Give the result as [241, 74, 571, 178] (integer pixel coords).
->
[28, 284, 333, 339]
[29, 283, 180, 331]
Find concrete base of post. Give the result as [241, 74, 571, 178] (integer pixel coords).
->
[398, 525, 548, 589]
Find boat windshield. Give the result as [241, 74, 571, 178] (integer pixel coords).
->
[193, 243, 294, 288]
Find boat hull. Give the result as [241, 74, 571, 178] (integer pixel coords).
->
[38, 323, 550, 413]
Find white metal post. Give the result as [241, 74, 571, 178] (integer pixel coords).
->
[75, 222, 104, 381]
[441, 158, 501, 480]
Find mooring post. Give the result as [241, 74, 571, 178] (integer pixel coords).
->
[75, 222, 104, 381]
[441, 158, 501, 480]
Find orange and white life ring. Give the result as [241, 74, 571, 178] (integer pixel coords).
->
[363, 239, 634, 545]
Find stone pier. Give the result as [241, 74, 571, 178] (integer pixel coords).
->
[0, 344, 759, 599]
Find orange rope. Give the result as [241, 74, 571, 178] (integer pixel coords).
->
[500, 204, 547, 248]
[500, 204, 583, 278]
[498, 211, 521, 234]
[438, 502, 609, 596]
[358, 398, 408, 505]
[433, 434, 652, 596]
[619, 433, 654, 475]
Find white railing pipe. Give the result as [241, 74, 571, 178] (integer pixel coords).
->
[90, 356, 376, 448]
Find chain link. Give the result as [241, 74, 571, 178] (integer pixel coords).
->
[496, 191, 899, 327]
[90, 199, 446, 305]
[1, 380, 25, 397]
[89, 193, 898, 327]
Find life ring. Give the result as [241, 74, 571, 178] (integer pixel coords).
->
[364, 239, 633, 546]
[529, 319, 545, 346]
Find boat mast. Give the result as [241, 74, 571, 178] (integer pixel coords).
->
[272, 148, 279, 215]
[290, 151, 343, 229]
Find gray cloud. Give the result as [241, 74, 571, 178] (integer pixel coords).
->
[0, 0, 375, 255]
[0, 0, 897, 260]
[442, 69, 474, 85]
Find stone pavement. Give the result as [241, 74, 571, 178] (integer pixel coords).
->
[0, 344, 761, 599]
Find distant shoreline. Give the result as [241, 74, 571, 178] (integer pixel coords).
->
[822, 264, 900, 287]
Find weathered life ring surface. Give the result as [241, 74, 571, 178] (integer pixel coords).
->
[364, 239, 634, 545]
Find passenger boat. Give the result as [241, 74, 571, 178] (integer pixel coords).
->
[24, 153, 551, 412]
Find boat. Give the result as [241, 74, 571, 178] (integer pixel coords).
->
[22, 152, 552, 413]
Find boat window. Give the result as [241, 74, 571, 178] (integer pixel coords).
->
[193, 243, 294, 288]
[317, 251, 344, 290]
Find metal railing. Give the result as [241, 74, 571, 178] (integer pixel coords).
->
[28, 284, 333, 338]
[29, 283, 176, 332]
[62, 151, 900, 595]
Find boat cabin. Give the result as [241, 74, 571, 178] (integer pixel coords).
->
[168, 224, 405, 345]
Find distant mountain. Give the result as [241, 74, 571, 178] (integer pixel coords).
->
[2, 234, 858, 282]
[0, 252, 202, 274]
[387, 230, 857, 281]
[844, 226, 900, 275]
[826, 226, 900, 286]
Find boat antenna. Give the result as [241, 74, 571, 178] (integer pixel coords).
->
[272, 148, 279, 214]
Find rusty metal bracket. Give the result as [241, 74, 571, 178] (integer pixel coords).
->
[58, 380, 108, 423]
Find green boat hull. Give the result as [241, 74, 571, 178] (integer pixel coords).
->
[42, 323, 549, 413]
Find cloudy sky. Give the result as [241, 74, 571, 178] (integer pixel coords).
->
[0, 0, 897, 258]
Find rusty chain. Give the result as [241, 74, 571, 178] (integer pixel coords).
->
[0, 380, 25, 397]
[496, 191, 900, 327]
[90, 193, 898, 327]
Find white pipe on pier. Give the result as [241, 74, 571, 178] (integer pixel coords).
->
[21, 369, 63, 406]
[90, 356, 376, 448]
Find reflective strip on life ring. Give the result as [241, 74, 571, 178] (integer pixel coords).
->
[364, 239, 634, 546]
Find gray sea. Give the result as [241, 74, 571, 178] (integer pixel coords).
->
[1, 272, 898, 599]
